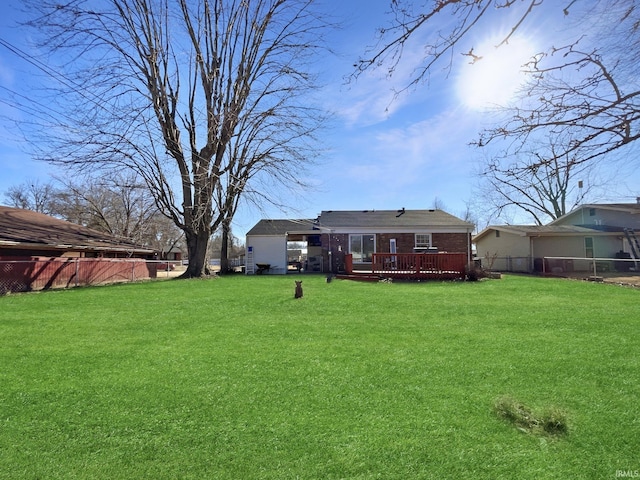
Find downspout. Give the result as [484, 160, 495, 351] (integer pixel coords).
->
[285, 232, 289, 275]
[327, 231, 333, 274]
[530, 235, 535, 273]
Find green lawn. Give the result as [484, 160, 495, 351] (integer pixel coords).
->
[1, 275, 638, 479]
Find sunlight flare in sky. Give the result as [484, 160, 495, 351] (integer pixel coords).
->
[456, 35, 537, 110]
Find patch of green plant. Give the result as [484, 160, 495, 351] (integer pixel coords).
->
[494, 395, 569, 436]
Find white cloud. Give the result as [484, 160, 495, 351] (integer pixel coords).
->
[374, 108, 479, 174]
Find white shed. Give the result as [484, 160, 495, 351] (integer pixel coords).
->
[245, 219, 313, 274]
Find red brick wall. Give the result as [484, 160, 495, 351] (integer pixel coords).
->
[377, 233, 415, 253]
[377, 232, 470, 255]
[432, 233, 471, 255]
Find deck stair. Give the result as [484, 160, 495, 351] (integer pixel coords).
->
[624, 228, 640, 269]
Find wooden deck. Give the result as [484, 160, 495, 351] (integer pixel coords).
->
[340, 253, 468, 281]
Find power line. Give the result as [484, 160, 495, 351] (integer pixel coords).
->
[0, 85, 73, 125]
[0, 36, 112, 114]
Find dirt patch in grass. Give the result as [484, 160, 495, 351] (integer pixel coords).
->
[600, 273, 640, 287]
[554, 272, 640, 287]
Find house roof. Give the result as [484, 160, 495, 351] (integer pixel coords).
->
[582, 202, 640, 213]
[246, 209, 474, 237]
[473, 224, 622, 242]
[550, 203, 640, 225]
[0, 205, 154, 255]
[246, 219, 316, 236]
[317, 209, 474, 229]
[474, 202, 640, 242]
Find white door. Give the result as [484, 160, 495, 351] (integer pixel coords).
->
[390, 238, 397, 268]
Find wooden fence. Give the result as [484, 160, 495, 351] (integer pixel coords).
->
[0, 258, 162, 294]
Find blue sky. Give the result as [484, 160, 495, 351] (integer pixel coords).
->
[1, 1, 639, 239]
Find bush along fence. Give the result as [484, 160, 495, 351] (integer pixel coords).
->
[0, 258, 180, 294]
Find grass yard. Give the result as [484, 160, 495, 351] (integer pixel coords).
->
[0, 274, 639, 479]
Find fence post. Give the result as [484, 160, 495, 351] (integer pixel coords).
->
[592, 258, 597, 278]
[75, 259, 79, 287]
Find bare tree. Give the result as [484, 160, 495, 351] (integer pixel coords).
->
[357, 0, 640, 221]
[354, 0, 549, 89]
[476, 142, 596, 225]
[54, 174, 167, 246]
[144, 214, 185, 261]
[471, 8, 640, 220]
[23, 0, 327, 277]
[3, 174, 185, 252]
[358, 0, 640, 147]
[4, 179, 58, 214]
[476, 41, 640, 169]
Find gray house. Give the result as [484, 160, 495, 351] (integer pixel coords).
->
[245, 209, 474, 275]
[473, 202, 640, 273]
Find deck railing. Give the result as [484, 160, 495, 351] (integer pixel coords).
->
[370, 252, 468, 280]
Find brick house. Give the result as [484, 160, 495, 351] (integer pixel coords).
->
[0, 205, 157, 293]
[0, 205, 155, 259]
[245, 209, 474, 275]
[473, 202, 640, 273]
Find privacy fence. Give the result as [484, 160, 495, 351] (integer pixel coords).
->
[481, 256, 533, 273]
[0, 258, 180, 294]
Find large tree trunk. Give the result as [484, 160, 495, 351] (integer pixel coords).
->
[219, 220, 232, 274]
[182, 229, 211, 278]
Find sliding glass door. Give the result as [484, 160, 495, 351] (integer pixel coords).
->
[350, 234, 375, 262]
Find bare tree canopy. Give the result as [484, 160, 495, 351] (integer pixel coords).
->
[354, 0, 552, 88]
[476, 144, 598, 225]
[21, 0, 329, 277]
[3, 174, 184, 255]
[358, 0, 640, 224]
[4, 179, 57, 215]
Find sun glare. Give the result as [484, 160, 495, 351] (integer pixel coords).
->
[456, 35, 536, 110]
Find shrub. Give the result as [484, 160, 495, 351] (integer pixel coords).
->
[466, 261, 486, 281]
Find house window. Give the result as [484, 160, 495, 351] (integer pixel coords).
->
[589, 208, 596, 216]
[585, 237, 594, 258]
[415, 234, 432, 249]
[350, 234, 375, 262]
[307, 235, 322, 247]
[495, 230, 501, 238]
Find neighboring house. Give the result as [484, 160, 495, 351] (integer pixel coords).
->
[161, 246, 183, 262]
[473, 202, 640, 273]
[245, 209, 474, 275]
[0, 205, 155, 259]
[0, 205, 158, 293]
